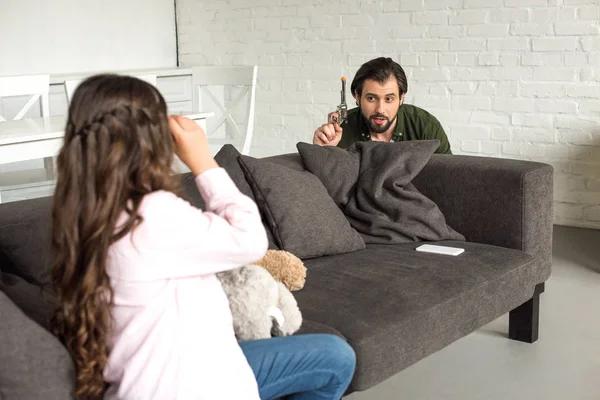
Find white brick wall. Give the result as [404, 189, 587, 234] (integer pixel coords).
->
[177, 0, 600, 229]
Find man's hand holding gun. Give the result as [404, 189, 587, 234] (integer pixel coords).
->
[312, 77, 347, 147]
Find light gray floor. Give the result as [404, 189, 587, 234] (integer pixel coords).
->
[347, 225, 600, 400]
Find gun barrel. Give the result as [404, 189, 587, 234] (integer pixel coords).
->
[340, 76, 346, 104]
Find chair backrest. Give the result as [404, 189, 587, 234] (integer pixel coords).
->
[64, 74, 158, 103]
[0, 74, 50, 121]
[191, 66, 257, 155]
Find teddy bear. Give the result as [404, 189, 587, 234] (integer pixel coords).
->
[253, 250, 307, 292]
[217, 264, 303, 341]
[216, 250, 307, 341]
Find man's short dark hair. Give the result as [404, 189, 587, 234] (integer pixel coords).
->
[350, 57, 408, 98]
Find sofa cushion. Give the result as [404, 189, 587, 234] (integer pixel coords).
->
[238, 155, 365, 259]
[297, 141, 465, 244]
[294, 242, 536, 391]
[295, 319, 347, 340]
[0, 291, 75, 399]
[0, 196, 52, 285]
[0, 271, 55, 332]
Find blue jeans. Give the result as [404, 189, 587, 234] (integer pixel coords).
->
[240, 334, 356, 400]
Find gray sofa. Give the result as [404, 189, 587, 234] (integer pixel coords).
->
[0, 144, 553, 398]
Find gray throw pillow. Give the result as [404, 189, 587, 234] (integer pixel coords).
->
[297, 141, 465, 244]
[0, 291, 75, 399]
[181, 144, 256, 209]
[180, 144, 279, 249]
[237, 155, 365, 259]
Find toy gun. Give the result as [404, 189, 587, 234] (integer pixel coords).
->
[330, 76, 348, 125]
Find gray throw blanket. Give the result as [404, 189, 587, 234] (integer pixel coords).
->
[297, 140, 465, 244]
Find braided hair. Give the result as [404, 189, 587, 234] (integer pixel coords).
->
[51, 74, 180, 399]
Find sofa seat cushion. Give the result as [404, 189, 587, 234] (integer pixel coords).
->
[295, 319, 348, 340]
[294, 241, 538, 391]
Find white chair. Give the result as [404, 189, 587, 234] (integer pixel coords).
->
[191, 66, 257, 155]
[64, 74, 158, 103]
[0, 74, 53, 203]
[0, 74, 50, 121]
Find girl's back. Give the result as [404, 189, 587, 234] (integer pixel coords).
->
[50, 75, 267, 399]
[105, 180, 266, 399]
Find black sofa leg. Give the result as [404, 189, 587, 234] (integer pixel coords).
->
[509, 283, 545, 343]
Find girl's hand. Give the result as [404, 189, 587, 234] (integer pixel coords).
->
[168, 115, 218, 175]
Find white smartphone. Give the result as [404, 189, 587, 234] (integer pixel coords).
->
[415, 244, 465, 256]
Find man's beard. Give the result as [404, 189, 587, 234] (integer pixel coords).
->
[365, 113, 397, 134]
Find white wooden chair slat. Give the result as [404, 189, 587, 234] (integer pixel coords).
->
[0, 74, 50, 121]
[191, 66, 257, 156]
[0, 73, 52, 203]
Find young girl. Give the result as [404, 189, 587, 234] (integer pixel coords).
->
[50, 74, 355, 400]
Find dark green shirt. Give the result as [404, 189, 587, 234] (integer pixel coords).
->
[337, 104, 452, 154]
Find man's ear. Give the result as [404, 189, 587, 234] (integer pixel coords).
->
[354, 91, 360, 106]
[399, 93, 405, 104]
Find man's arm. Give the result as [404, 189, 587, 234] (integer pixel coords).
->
[428, 120, 452, 155]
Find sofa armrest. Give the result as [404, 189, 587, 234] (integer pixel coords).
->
[412, 154, 553, 282]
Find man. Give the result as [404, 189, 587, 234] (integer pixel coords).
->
[312, 57, 452, 154]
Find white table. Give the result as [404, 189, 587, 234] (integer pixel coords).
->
[0, 112, 215, 168]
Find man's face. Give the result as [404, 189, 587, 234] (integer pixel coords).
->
[355, 77, 403, 134]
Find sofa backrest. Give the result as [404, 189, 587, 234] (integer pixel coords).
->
[0, 168, 285, 286]
[0, 196, 53, 285]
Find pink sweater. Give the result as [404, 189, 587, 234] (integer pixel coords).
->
[103, 168, 267, 400]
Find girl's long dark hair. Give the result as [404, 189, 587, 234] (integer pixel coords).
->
[50, 74, 180, 399]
